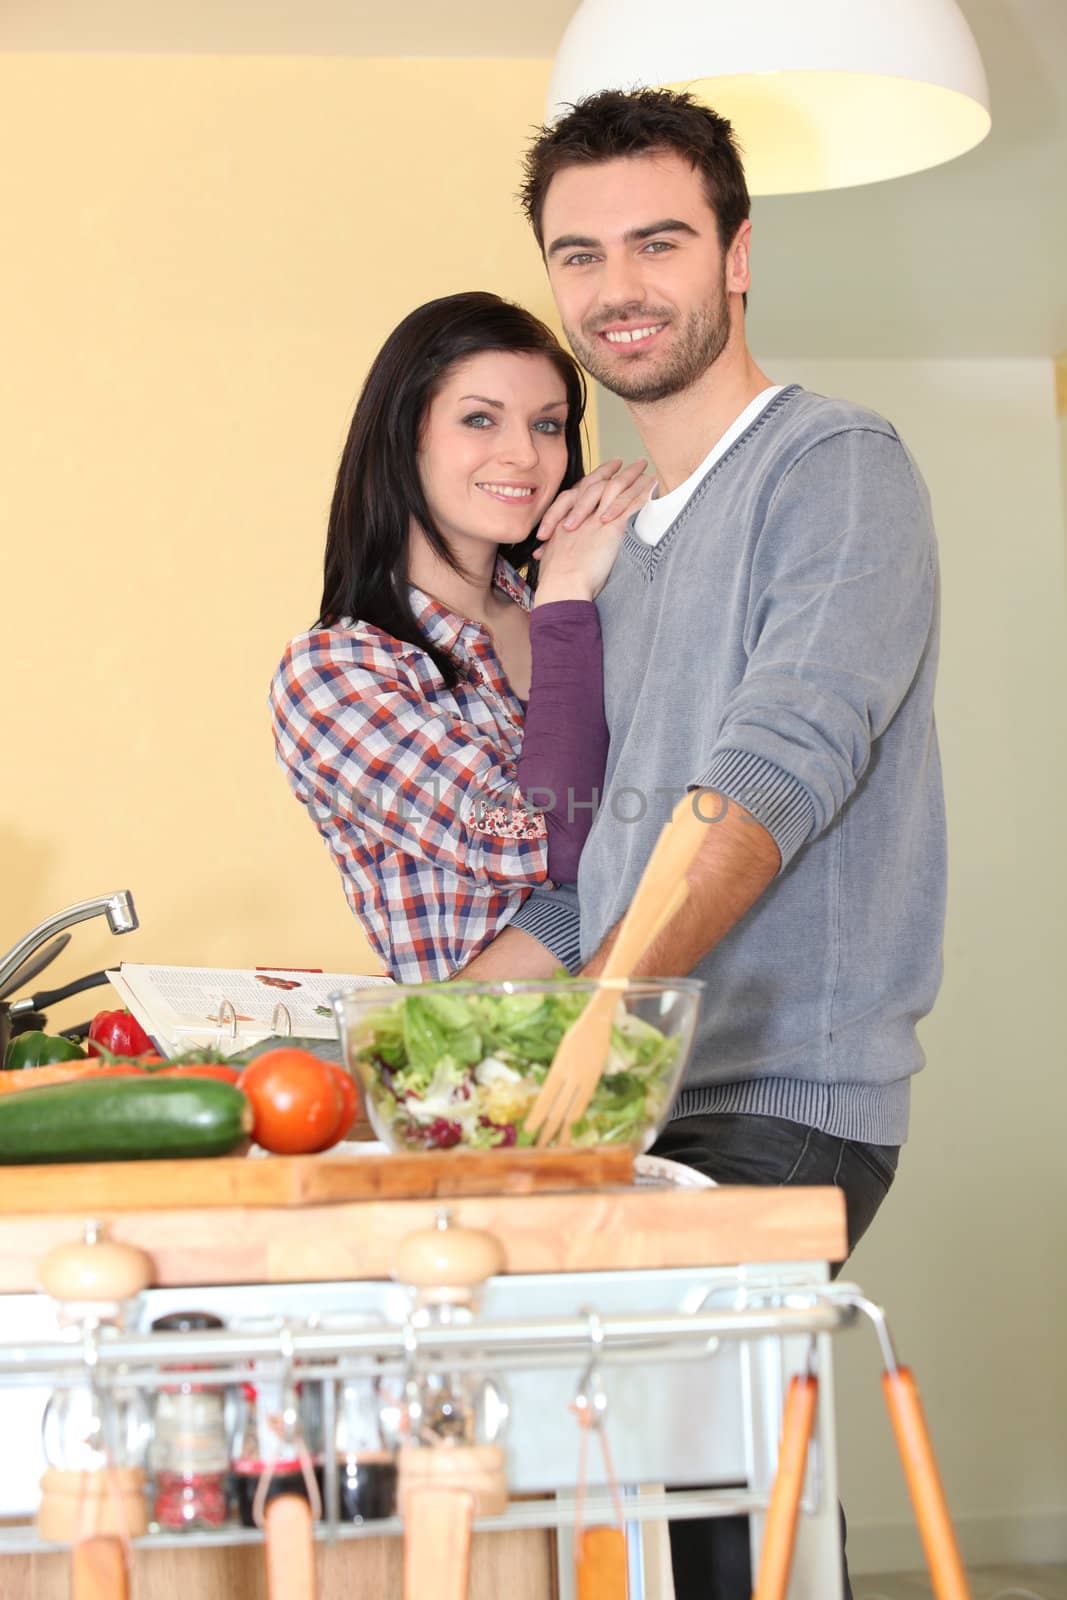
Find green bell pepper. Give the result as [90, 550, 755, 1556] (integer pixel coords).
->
[3, 1031, 87, 1071]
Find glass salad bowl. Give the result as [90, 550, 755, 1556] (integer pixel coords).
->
[330, 978, 703, 1154]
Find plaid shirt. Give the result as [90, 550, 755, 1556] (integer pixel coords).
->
[270, 559, 548, 982]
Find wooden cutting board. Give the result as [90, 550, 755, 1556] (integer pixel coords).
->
[0, 1146, 634, 1212]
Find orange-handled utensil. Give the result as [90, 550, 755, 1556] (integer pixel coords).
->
[265, 1494, 316, 1600]
[71, 1536, 128, 1600]
[403, 1485, 476, 1600]
[252, 1352, 320, 1600]
[883, 1366, 971, 1600]
[577, 1525, 629, 1599]
[841, 1294, 972, 1600]
[752, 1372, 819, 1600]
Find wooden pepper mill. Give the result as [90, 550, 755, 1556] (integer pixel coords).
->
[394, 1209, 507, 1600]
[37, 1222, 153, 1600]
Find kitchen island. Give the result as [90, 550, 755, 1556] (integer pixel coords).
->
[0, 1174, 848, 1600]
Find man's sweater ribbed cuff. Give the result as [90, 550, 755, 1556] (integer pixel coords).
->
[509, 893, 582, 973]
[692, 748, 817, 869]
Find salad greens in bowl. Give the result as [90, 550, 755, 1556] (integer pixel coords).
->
[330, 978, 703, 1153]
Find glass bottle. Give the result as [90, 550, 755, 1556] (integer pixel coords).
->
[149, 1311, 230, 1530]
[336, 1371, 397, 1522]
[231, 1376, 322, 1527]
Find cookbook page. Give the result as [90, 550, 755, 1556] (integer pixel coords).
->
[106, 964, 393, 1048]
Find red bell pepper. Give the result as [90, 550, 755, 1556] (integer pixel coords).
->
[87, 1008, 155, 1059]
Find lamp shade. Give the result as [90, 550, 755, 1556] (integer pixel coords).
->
[546, 0, 991, 194]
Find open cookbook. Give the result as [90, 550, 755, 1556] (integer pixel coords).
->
[104, 963, 394, 1058]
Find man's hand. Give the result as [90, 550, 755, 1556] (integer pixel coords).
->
[582, 791, 781, 978]
[459, 790, 779, 985]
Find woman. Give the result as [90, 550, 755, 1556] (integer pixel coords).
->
[270, 291, 647, 982]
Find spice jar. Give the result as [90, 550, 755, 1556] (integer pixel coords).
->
[149, 1311, 229, 1530]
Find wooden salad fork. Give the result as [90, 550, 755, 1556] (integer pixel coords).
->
[525, 883, 688, 1149]
[524, 792, 712, 1147]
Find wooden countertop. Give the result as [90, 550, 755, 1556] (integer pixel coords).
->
[0, 1185, 846, 1290]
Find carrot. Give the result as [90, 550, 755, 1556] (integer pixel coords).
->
[0, 1063, 146, 1094]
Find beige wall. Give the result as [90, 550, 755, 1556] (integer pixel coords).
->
[0, 54, 583, 1009]
[1059, 355, 1067, 556]
[601, 359, 1067, 1569]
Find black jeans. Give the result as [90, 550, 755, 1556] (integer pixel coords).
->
[648, 1112, 900, 1600]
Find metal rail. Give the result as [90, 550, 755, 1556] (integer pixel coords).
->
[0, 1300, 851, 1382]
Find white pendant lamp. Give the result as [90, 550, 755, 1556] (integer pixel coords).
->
[546, 0, 991, 195]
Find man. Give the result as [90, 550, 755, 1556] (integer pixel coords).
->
[465, 88, 945, 1596]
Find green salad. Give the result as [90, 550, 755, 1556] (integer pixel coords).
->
[347, 984, 680, 1151]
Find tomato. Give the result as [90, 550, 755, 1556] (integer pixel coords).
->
[314, 1064, 362, 1150]
[239, 1049, 343, 1155]
[155, 1064, 241, 1085]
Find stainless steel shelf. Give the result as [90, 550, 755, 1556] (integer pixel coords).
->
[0, 1485, 813, 1555]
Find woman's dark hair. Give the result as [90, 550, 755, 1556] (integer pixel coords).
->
[520, 88, 750, 259]
[318, 290, 586, 687]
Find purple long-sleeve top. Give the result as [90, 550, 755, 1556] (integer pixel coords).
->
[515, 599, 607, 884]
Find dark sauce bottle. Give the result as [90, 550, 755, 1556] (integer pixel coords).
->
[230, 1381, 323, 1528]
[337, 1451, 397, 1523]
[333, 1374, 397, 1522]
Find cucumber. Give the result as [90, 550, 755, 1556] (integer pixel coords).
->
[0, 1076, 253, 1163]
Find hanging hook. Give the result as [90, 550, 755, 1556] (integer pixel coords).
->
[400, 1315, 423, 1441]
[803, 1335, 818, 1380]
[278, 1324, 296, 1381]
[573, 1308, 609, 1430]
[73, 1319, 136, 1553]
[276, 1324, 300, 1449]
[252, 1323, 323, 1527]
[570, 1307, 625, 1560]
[81, 1319, 101, 1378]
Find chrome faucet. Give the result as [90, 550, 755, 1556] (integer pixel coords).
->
[0, 892, 139, 997]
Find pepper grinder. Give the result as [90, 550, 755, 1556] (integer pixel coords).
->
[37, 1223, 153, 1600]
[394, 1210, 507, 1600]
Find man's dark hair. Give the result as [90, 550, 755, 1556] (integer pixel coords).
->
[520, 87, 750, 256]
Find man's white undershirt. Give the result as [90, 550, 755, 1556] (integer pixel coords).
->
[633, 385, 785, 547]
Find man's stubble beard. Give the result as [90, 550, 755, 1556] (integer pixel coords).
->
[564, 277, 731, 405]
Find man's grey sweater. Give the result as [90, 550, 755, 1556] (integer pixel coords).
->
[513, 384, 945, 1146]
